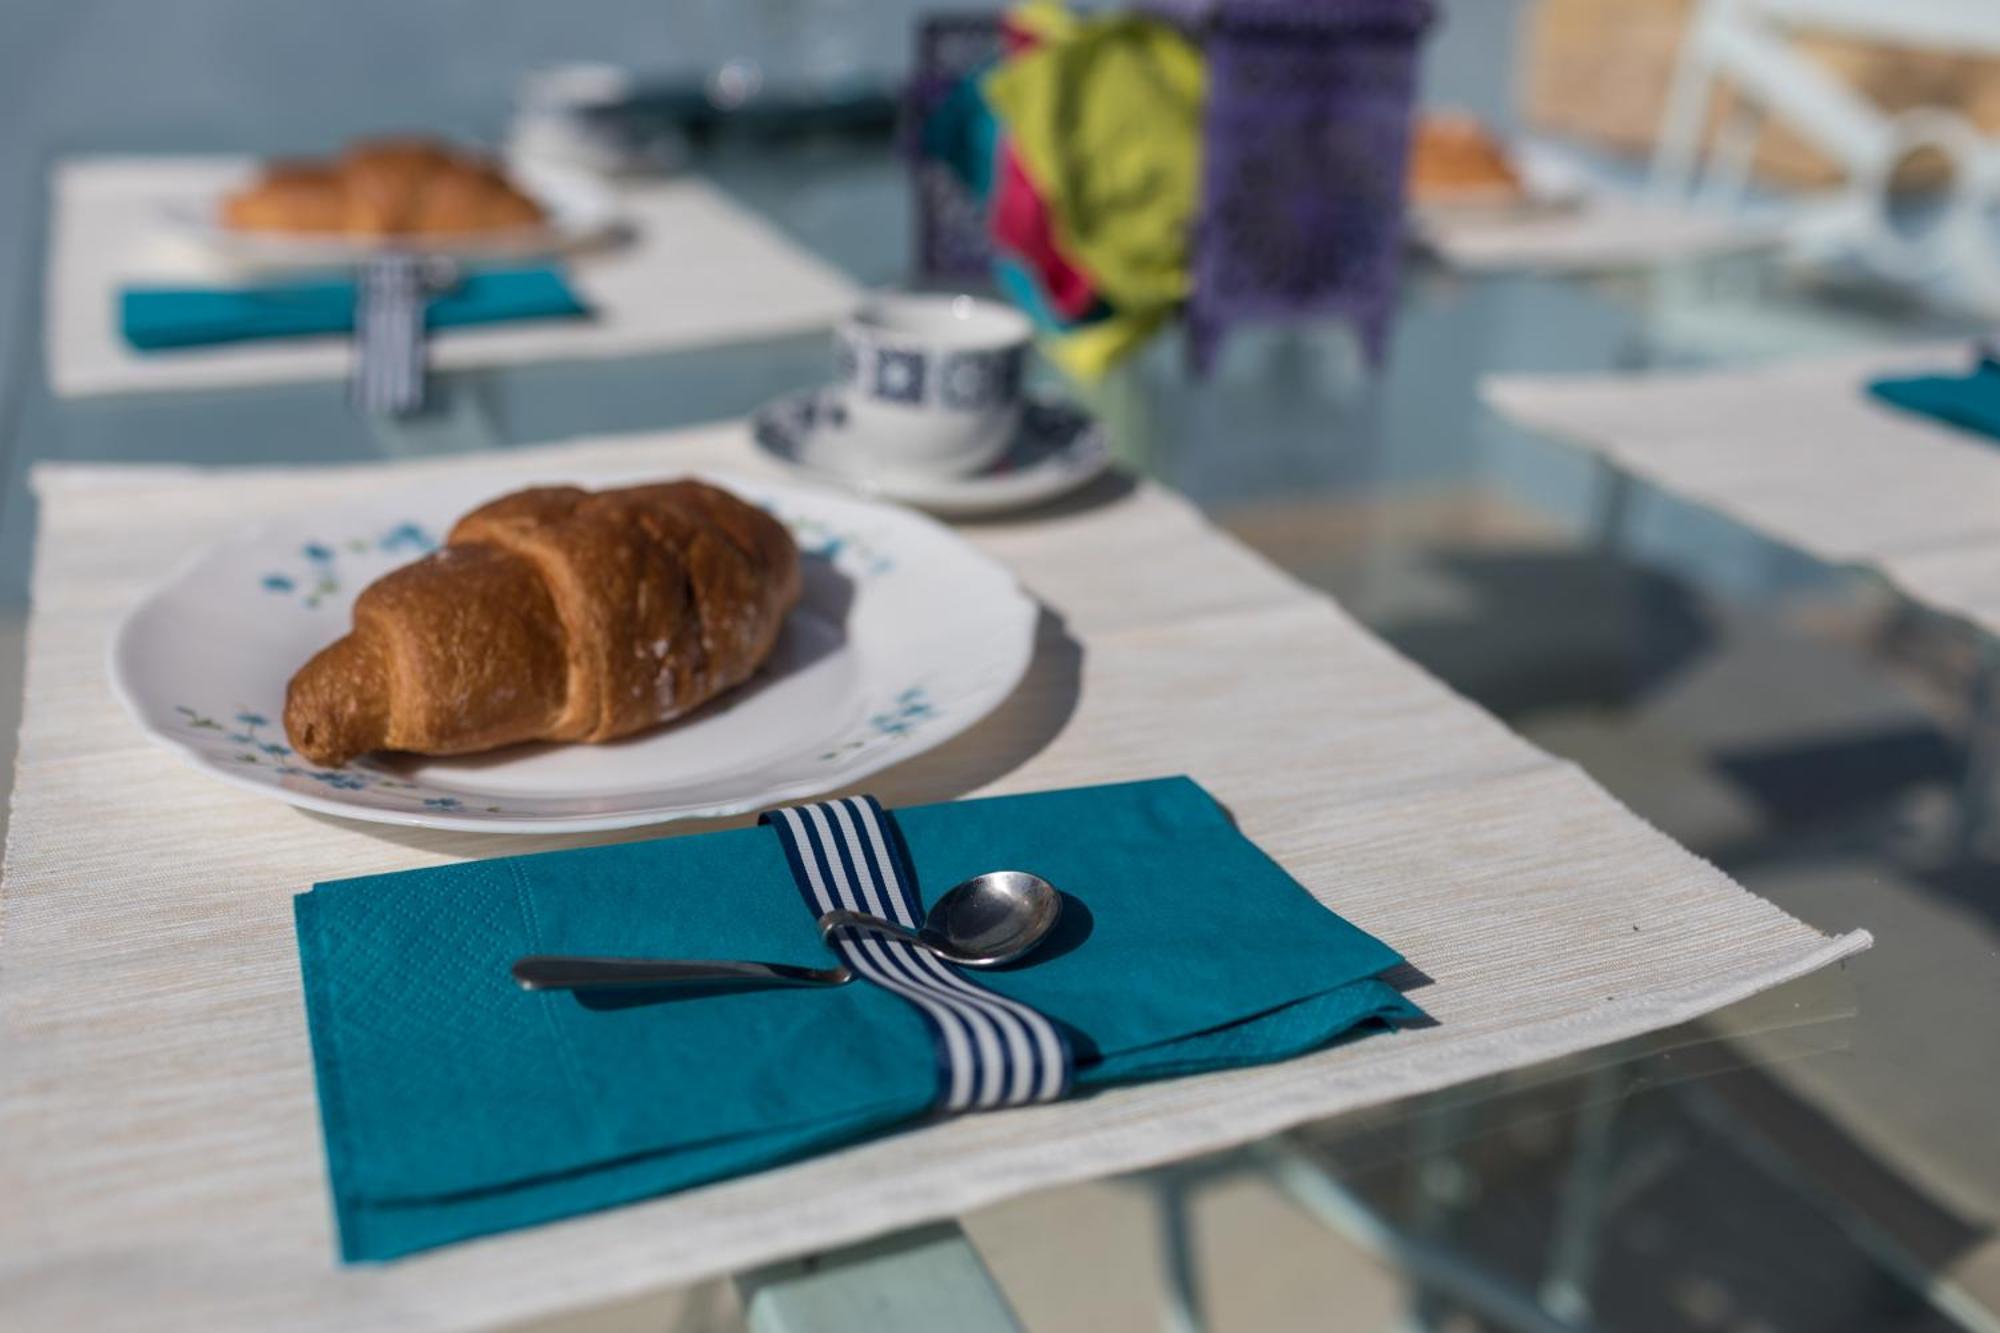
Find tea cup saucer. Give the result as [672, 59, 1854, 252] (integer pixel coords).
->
[751, 387, 1111, 518]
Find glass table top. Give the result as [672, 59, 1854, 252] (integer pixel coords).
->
[3, 136, 1996, 1331]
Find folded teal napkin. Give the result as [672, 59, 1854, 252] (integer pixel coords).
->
[1868, 356, 2000, 442]
[120, 266, 589, 351]
[295, 776, 1421, 1261]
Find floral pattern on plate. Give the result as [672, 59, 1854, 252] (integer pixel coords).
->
[261, 523, 438, 608]
[817, 685, 938, 761]
[173, 706, 509, 812]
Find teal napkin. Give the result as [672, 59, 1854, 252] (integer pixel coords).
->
[1868, 356, 2000, 442]
[295, 776, 1421, 1261]
[120, 266, 589, 351]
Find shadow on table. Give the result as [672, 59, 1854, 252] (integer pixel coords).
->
[300, 602, 1084, 861]
[1711, 724, 1963, 828]
[1376, 961, 1435, 996]
[1381, 550, 1714, 717]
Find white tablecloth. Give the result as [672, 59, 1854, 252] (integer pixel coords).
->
[0, 425, 1866, 1329]
[1485, 344, 2000, 637]
[45, 157, 859, 397]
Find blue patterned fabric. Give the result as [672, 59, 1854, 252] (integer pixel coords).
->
[295, 776, 1421, 1261]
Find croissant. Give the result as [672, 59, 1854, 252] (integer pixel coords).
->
[284, 480, 800, 767]
[219, 160, 347, 234]
[223, 136, 546, 238]
[1407, 113, 1524, 203]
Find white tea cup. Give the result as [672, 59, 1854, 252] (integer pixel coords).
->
[830, 293, 1032, 480]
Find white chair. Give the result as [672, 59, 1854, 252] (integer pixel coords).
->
[1650, 0, 2000, 308]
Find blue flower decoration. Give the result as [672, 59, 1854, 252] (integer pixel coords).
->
[236, 712, 269, 728]
[380, 523, 438, 554]
[262, 574, 295, 593]
[303, 543, 334, 563]
[868, 686, 935, 737]
[421, 796, 463, 810]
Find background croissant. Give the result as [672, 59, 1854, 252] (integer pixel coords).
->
[222, 136, 545, 238]
[284, 480, 800, 767]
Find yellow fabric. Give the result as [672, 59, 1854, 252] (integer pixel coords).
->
[1037, 309, 1168, 382]
[983, 8, 1205, 317]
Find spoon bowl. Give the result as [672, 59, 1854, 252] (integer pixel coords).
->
[816, 870, 1063, 967]
[919, 870, 1062, 966]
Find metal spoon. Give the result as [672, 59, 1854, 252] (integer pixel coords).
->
[817, 870, 1061, 968]
[511, 955, 851, 991]
[510, 871, 1062, 992]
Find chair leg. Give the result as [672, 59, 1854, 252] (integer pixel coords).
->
[1147, 1165, 1209, 1333]
[1537, 1064, 1628, 1323]
[1954, 636, 2000, 862]
[735, 1221, 1021, 1333]
[1650, 0, 1727, 202]
[1252, 1137, 1593, 1333]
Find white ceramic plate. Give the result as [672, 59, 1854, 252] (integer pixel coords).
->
[155, 159, 624, 268]
[753, 388, 1112, 518]
[110, 469, 1037, 833]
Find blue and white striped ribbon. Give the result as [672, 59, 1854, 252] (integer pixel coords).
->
[762, 796, 1071, 1112]
[352, 254, 430, 417]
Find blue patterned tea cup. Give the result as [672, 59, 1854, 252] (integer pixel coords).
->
[831, 294, 1031, 480]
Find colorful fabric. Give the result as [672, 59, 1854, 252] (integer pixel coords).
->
[921, 61, 1108, 334]
[919, 66, 1002, 203]
[990, 142, 1102, 325]
[1001, 0, 1078, 53]
[1034, 304, 1172, 382]
[982, 9, 1205, 314]
[914, 2, 1206, 379]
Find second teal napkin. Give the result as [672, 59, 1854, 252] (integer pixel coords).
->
[296, 776, 1421, 1261]
[121, 265, 589, 351]
[1869, 355, 2000, 443]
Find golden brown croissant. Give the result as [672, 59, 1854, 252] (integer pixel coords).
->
[284, 481, 800, 767]
[223, 135, 545, 238]
[219, 160, 348, 234]
[1407, 113, 1524, 203]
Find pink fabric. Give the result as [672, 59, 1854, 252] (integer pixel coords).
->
[999, 13, 1044, 56]
[990, 143, 1100, 323]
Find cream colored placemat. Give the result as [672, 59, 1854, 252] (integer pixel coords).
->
[45, 157, 859, 397]
[1485, 343, 2000, 634]
[0, 425, 1867, 1330]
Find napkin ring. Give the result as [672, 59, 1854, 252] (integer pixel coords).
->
[762, 796, 1071, 1112]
